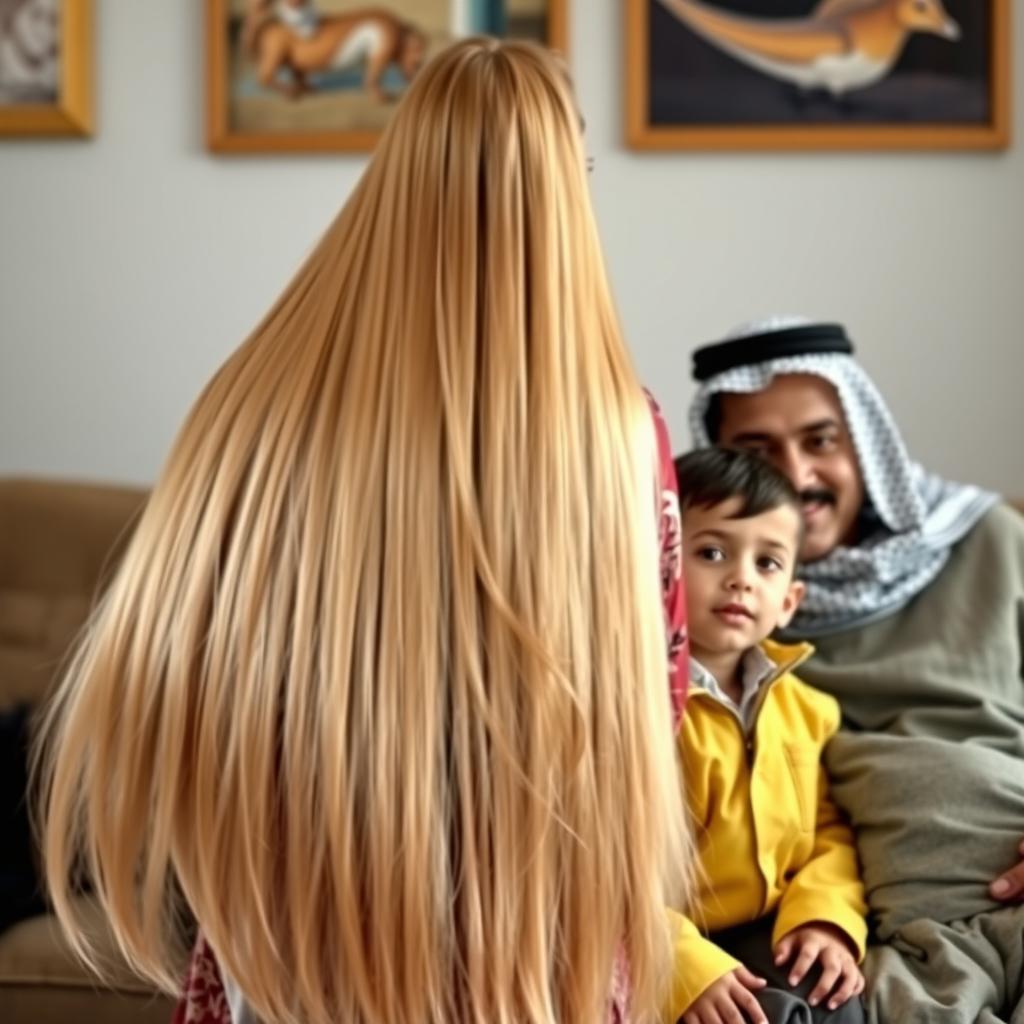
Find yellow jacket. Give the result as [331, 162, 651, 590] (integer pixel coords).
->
[667, 639, 867, 1020]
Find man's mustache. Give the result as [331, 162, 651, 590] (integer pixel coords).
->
[799, 488, 836, 508]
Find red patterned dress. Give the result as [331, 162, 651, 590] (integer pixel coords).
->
[173, 398, 687, 1024]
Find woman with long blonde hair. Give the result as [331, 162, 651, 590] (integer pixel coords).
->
[36, 37, 689, 1024]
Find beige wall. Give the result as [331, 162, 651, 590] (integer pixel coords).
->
[0, 1, 1021, 490]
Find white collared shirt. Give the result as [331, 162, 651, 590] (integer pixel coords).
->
[223, 973, 260, 1024]
[690, 645, 776, 735]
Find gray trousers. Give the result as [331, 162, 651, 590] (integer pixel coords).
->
[865, 905, 1024, 1024]
[712, 917, 867, 1024]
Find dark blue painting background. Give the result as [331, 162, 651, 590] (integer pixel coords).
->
[648, 0, 992, 125]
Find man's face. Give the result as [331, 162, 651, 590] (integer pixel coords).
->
[716, 374, 865, 562]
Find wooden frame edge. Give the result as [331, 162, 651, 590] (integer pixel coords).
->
[547, 0, 569, 59]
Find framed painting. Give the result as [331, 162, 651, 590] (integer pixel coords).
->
[206, 0, 569, 154]
[0, 0, 92, 137]
[626, 0, 1010, 150]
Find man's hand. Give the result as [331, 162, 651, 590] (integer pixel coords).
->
[773, 922, 864, 1011]
[682, 967, 767, 1024]
[990, 838, 1024, 901]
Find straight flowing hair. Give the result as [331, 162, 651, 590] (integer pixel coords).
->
[36, 37, 688, 1024]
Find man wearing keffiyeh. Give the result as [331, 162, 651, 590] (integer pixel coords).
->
[684, 316, 1024, 1024]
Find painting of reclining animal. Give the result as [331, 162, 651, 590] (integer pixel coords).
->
[207, 0, 568, 153]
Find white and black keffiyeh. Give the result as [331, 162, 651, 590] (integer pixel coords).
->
[689, 329, 999, 637]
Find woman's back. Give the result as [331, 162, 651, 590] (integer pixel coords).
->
[37, 37, 688, 1024]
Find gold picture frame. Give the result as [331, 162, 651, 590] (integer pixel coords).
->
[206, 0, 570, 155]
[0, 0, 93, 137]
[626, 0, 1010, 151]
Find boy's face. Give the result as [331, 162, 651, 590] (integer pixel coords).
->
[682, 497, 805, 661]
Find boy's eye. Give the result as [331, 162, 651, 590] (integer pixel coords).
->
[696, 546, 725, 562]
[757, 556, 784, 573]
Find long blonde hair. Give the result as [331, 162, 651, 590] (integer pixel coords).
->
[37, 37, 688, 1024]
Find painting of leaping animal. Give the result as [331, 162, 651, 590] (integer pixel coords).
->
[625, 0, 1009, 150]
[207, 0, 568, 153]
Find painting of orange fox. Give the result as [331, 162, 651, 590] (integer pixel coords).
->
[210, 0, 565, 151]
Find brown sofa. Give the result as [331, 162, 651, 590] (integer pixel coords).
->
[0, 478, 173, 1024]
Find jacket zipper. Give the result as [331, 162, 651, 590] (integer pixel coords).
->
[744, 646, 813, 764]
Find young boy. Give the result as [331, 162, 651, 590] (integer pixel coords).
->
[669, 447, 867, 1024]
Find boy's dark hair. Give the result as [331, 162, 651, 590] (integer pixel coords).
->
[674, 447, 803, 530]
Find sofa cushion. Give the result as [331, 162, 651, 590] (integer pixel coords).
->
[0, 986, 173, 1024]
[0, 479, 167, 1021]
[0, 898, 166, 993]
[0, 478, 146, 712]
[0, 900, 176, 1022]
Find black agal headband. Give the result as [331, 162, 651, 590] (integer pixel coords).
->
[692, 323, 855, 382]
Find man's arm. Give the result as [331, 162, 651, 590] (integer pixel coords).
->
[992, 509, 1024, 901]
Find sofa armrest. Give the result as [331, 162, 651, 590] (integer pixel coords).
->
[0, 478, 147, 711]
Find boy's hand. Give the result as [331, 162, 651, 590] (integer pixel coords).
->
[773, 921, 865, 1010]
[681, 967, 767, 1024]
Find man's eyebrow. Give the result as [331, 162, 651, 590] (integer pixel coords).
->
[798, 418, 841, 434]
[726, 430, 774, 444]
[727, 419, 842, 444]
